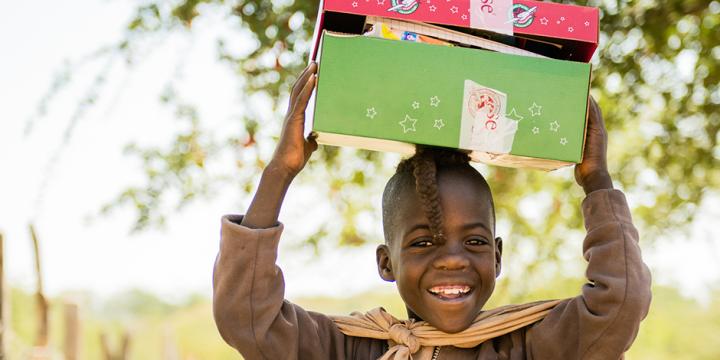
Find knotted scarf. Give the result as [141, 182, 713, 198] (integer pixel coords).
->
[330, 299, 564, 360]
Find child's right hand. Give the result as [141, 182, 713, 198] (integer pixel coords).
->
[574, 96, 613, 194]
[268, 62, 319, 178]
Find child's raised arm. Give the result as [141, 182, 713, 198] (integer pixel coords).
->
[241, 62, 318, 229]
[528, 97, 652, 358]
[214, 63, 374, 359]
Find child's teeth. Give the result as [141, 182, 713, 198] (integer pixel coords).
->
[430, 286, 471, 295]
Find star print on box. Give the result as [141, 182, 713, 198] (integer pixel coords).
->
[399, 115, 418, 133]
[540, 17, 548, 25]
[352, 1, 358, 8]
[528, 102, 542, 117]
[450, 5, 458, 13]
[366, 107, 377, 119]
[430, 5, 437, 12]
[532, 126, 540, 135]
[560, 137, 568, 145]
[412, 101, 420, 109]
[434, 119, 445, 130]
[568, 26, 574, 33]
[549, 121, 560, 132]
[506, 108, 524, 121]
[430, 96, 440, 107]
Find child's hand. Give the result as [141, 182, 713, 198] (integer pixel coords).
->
[269, 62, 319, 178]
[574, 97, 613, 194]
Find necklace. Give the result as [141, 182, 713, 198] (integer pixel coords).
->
[431, 346, 441, 360]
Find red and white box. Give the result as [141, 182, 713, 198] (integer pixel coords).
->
[311, 0, 599, 62]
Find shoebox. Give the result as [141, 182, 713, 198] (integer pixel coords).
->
[305, 0, 597, 170]
[308, 32, 591, 170]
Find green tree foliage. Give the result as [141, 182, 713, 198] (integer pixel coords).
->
[33, 0, 719, 297]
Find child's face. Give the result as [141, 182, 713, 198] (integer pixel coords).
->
[377, 169, 501, 333]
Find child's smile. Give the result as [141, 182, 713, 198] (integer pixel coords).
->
[377, 167, 501, 333]
[428, 284, 472, 300]
[426, 282, 477, 306]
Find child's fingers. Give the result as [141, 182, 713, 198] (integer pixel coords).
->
[306, 135, 319, 153]
[290, 64, 312, 95]
[290, 63, 318, 103]
[588, 97, 604, 126]
[290, 74, 316, 116]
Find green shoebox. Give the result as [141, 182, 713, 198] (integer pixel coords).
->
[309, 31, 592, 170]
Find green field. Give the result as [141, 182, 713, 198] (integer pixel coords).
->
[5, 282, 719, 359]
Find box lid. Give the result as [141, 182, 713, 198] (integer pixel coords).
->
[317, 0, 599, 61]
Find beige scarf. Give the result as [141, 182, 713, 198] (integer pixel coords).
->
[330, 299, 564, 360]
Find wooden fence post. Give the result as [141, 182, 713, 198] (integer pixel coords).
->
[0, 232, 5, 360]
[63, 302, 80, 360]
[101, 331, 130, 360]
[162, 326, 180, 360]
[29, 224, 49, 349]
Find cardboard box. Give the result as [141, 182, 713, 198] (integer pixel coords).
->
[309, 32, 591, 170]
[311, 0, 599, 62]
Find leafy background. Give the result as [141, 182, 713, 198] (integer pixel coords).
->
[88, 0, 719, 299]
[7, 0, 720, 358]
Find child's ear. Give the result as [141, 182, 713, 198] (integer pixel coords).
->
[495, 237, 503, 277]
[376, 244, 395, 282]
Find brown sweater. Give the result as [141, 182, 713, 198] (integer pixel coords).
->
[213, 189, 652, 359]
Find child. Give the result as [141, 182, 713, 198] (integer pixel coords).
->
[213, 63, 652, 359]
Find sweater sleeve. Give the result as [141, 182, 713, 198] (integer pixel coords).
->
[212, 215, 349, 360]
[528, 189, 652, 360]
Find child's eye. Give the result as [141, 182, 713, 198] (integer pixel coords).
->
[411, 238, 434, 247]
[466, 237, 489, 246]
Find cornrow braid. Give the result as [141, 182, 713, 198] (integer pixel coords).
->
[394, 147, 472, 240]
[412, 154, 444, 239]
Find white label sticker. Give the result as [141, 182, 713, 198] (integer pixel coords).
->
[470, 0, 514, 35]
[459, 80, 518, 154]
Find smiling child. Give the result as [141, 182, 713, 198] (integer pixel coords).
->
[212, 63, 652, 359]
[376, 148, 500, 334]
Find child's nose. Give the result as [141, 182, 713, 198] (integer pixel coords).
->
[432, 247, 470, 271]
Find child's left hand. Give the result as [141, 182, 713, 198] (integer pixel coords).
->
[269, 62, 319, 179]
[575, 97, 613, 194]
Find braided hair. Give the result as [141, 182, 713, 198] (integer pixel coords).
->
[382, 146, 495, 243]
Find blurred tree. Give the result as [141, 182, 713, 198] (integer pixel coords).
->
[30, 0, 720, 298]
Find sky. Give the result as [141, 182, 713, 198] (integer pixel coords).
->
[0, 0, 718, 305]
